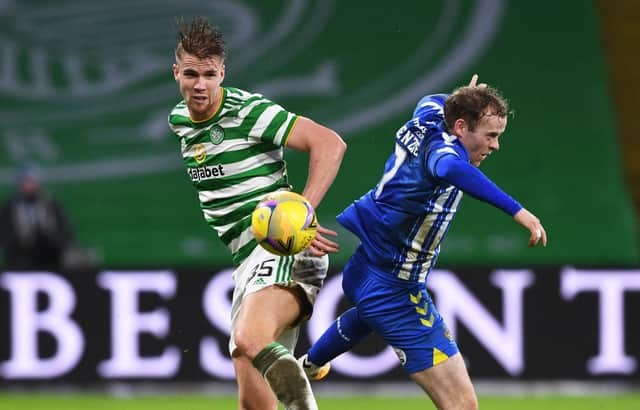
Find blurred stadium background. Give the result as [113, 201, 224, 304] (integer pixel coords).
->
[1, 0, 639, 408]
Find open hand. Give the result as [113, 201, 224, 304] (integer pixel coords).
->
[308, 224, 339, 256]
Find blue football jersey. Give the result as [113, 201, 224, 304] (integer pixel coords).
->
[338, 94, 468, 283]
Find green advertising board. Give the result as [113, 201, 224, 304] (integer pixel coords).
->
[0, 0, 637, 267]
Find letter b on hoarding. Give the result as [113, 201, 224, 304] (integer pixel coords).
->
[0, 273, 84, 378]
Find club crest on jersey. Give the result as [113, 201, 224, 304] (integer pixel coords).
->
[209, 125, 225, 145]
[194, 144, 207, 164]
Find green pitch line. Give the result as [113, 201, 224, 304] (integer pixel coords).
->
[1, 394, 640, 410]
[320, 396, 640, 410]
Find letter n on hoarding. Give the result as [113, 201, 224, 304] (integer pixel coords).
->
[428, 269, 534, 375]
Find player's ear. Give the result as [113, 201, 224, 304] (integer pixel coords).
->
[453, 118, 467, 137]
[220, 63, 226, 83]
[172, 63, 180, 82]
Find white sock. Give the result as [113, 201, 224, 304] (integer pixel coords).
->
[253, 342, 318, 410]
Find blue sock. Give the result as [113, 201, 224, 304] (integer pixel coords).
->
[307, 307, 372, 365]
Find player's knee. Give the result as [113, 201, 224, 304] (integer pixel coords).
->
[437, 388, 477, 410]
[456, 390, 478, 410]
[232, 327, 260, 359]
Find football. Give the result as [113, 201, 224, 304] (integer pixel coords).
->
[251, 191, 318, 256]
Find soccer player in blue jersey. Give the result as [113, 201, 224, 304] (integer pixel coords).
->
[299, 75, 546, 409]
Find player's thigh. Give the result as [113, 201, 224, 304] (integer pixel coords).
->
[229, 247, 326, 357]
[233, 285, 303, 357]
[233, 354, 278, 410]
[238, 285, 303, 332]
[290, 249, 329, 317]
[357, 282, 458, 372]
[410, 353, 477, 410]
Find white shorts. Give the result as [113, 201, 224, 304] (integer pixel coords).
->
[228, 245, 329, 355]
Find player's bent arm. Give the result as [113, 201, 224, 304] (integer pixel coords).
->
[286, 116, 347, 209]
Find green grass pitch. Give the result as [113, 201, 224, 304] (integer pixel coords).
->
[1, 394, 639, 409]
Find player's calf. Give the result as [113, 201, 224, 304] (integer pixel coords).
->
[253, 342, 319, 410]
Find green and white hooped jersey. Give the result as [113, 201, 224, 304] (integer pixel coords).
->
[168, 87, 298, 265]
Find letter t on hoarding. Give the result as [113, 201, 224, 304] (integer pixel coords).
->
[561, 267, 640, 374]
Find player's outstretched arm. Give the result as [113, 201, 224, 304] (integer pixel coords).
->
[433, 155, 547, 248]
[286, 116, 347, 256]
[513, 208, 547, 247]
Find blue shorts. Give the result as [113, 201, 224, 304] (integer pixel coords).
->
[342, 249, 459, 374]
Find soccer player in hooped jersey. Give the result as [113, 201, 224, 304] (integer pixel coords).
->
[168, 18, 346, 410]
[299, 75, 547, 409]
